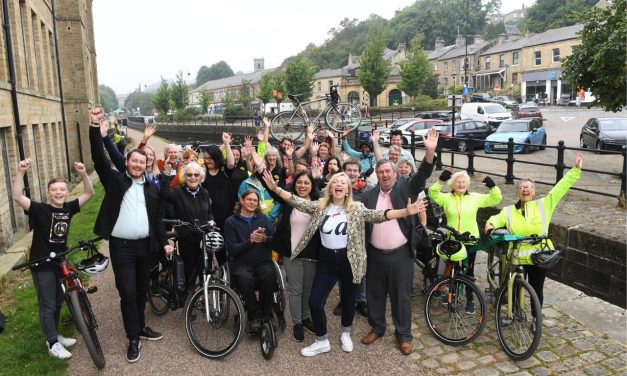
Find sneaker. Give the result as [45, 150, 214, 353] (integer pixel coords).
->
[302, 318, 316, 334]
[48, 342, 72, 359]
[126, 339, 141, 363]
[139, 327, 163, 341]
[340, 332, 353, 353]
[301, 339, 331, 357]
[465, 301, 476, 315]
[57, 335, 77, 348]
[293, 324, 304, 342]
[249, 318, 262, 336]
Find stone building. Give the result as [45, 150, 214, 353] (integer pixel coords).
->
[0, 0, 97, 251]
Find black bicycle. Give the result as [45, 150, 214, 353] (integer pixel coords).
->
[12, 238, 106, 369]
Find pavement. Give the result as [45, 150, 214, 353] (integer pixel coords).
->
[1, 128, 625, 375]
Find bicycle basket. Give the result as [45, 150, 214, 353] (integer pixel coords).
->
[330, 86, 339, 104]
[435, 240, 467, 262]
[531, 248, 562, 269]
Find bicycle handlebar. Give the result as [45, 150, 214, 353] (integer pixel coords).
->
[162, 219, 219, 233]
[12, 237, 102, 271]
[435, 225, 478, 243]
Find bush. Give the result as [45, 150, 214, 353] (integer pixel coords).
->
[223, 104, 252, 123]
[173, 107, 199, 122]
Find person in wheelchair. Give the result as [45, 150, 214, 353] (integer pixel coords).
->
[224, 189, 277, 335]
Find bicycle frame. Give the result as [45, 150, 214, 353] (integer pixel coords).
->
[290, 96, 334, 127]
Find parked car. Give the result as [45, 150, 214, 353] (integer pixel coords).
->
[579, 118, 627, 152]
[470, 93, 491, 103]
[434, 120, 495, 152]
[379, 119, 443, 146]
[491, 95, 519, 110]
[484, 118, 547, 154]
[516, 104, 543, 120]
[414, 110, 457, 122]
[460, 103, 512, 128]
[556, 95, 571, 106]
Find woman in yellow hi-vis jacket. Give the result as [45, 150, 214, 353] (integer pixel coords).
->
[485, 153, 584, 308]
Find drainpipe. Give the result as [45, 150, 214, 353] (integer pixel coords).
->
[2, 0, 30, 198]
[51, 0, 72, 178]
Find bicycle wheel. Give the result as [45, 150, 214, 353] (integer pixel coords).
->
[486, 246, 505, 294]
[424, 276, 487, 346]
[185, 283, 246, 359]
[495, 277, 543, 361]
[325, 103, 361, 132]
[148, 264, 175, 315]
[67, 289, 106, 369]
[270, 111, 306, 142]
[259, 321, 276, 360]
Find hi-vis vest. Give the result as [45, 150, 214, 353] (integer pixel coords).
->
[505, 199, 554, 265]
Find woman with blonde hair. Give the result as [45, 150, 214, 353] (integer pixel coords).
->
[262, 170, 427, 357]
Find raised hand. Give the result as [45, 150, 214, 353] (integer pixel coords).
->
[244, 136, 253, 149]
[262, 117, 270, 128]
[306, 123, 315, 140]
[423, 128, 440, 152]
[340, 151, 350, 162]
[74, 161, 87, 175]
[222, 132, 233, 145]
[18, 158, 32, 172]
[325, 129, 335, 139]
[261, 169, 278, 191]
[89, 107, 105, 124]
[311, 141, 320, 156]
[251, 150, 264, 170]
[285, 144, 295, 158]
[99, 119, 111, 138]
[406, 197, 428, 216]
[372, 129, 381, 142]
[575, 152, 584, 169]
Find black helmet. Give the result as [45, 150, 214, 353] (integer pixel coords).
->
[531, 249, 562, 269]
[77, 252, 109, 274]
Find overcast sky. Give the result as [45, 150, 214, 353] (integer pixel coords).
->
[92, 0, 535, 95]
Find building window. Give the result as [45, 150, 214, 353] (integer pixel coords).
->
[512, 51, 520, 65]
[534, 51, 542, 65]
[512, 72, 518, 84]
[552, 48, 560, 63]
[485, 57, 491, 70]
[434, 63, 438, 71]
[318, 82, 322, 91]
[460, 58, 465, 71]
[498, 54, 505, 68]
[444, 62, 448, 72]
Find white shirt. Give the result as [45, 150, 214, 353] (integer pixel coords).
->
[111, 177, 150, 239]
[320, 204, 348, 249]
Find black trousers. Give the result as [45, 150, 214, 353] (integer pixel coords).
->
[231, 261, 276, 320]
[109, 236, 152, 340]
[32, 269, 64, 345]
[524, 265, 547, 307]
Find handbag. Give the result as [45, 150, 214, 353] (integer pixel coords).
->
[413, 224, 433, 263]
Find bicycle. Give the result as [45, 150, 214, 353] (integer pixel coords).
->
[423, 226, 487, 346]
[270, 84, 362, 142]
[157, 219, 246, 359]
[12, 238, 106, 369]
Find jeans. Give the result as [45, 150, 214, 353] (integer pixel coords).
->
[109, 236, 152, 340]
[32, 270, 64, 345]
[309, 247, 358, 339]
[283, 257, 317, 324]
[231, 261, 277, 319]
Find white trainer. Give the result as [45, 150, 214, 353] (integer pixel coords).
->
[57, 335, 77, 348]
[48, 342, 72, 359]
[341, 332, 353, 352]
[300, 339, 331, 357]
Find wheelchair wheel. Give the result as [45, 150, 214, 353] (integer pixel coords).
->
[271, 261, 286, 332]
[260, 321, 276, 360]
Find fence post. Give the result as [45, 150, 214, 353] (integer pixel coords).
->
[555, 140, 565, 183]
[435, 142, 443, 171]
[410, 130, 416, 160]
[466, 137, 475, 176]
[620, 146, 626, 206]
[505, 137, 515, 184]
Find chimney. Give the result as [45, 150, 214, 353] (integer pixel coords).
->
[348, 54, 354, 65]
[435, 37, 445, 50]
[497, 33, 509, 44]
[473, 34, 484, 44]
[456, 35, 466, 49]
[398, 42, 406, 52]
[253, 58, 264, 72]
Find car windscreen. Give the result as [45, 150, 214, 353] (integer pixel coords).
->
[484, 104, 507, 114]
[519, 107, 539, 113]
[496, 122, 529, 133]
[599, 119, 627, 131]
[392, 119, 412, 129]
[434, 125, 451, 133]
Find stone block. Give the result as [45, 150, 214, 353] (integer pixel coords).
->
[572, 338, 596, 351]
[531, 367, 552, 376]
[536, 350, 559, 362]
[495, 361, 520, 373]
[583, 364, 612, 376]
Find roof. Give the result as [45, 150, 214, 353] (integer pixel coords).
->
[439, 40, 491, 59]
[524, 24, 583, 46]
[427, 45, 456, 60]
[481, 36, 527, 55]
[191, 68, 279, 93]
[314, 67, 347, 79]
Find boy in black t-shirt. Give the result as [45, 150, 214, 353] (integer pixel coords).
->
[12, 158, 94, 359]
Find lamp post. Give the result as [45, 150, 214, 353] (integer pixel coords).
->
[463, 0, 470, 91]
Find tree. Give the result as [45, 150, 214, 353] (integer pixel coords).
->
[520, 0, 598, 34]
[195, 61, 234, 87]
[562, 0, 626, 112]
[398, 34, 432, 100]
[272, 73, 286, 112]
[239, 79, 252, 109]
[198, 90, 213, 114]
[257, 72, 274, 112]
[170, 72, 189, 110]
[152, 77, 170, 115]
[125, 90, 154, 115]
[223, 87, 236, 107]
[422, 74, 439, 99]
[484, 21, 506, 40]
[98, 84, 118, 113]
[284, 58, 317, 101]
[358, 27, 390, 106]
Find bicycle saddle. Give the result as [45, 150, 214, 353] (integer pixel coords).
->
[288, 94, 303, 101]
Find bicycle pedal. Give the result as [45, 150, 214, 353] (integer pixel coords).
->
[87, 286, 98, 294]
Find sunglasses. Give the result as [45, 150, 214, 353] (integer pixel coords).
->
[186, 173, 201, 178]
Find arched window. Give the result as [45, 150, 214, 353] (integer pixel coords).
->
[347, 91, 360, 105]
[388, 89, 402, 106]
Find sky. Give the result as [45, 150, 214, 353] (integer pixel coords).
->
[92, 0, 535, 95]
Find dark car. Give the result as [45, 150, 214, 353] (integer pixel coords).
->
[580, 118, 627, 152]
[434, 120, 495, 152]
[491, 95, 519, 110]
[516, 104, 543, 120]
[470, 93, 491, 103]
[415, 110, 457, 122]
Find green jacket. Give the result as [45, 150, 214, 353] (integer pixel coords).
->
[486, 167, 582, 263]
[429, 182, 502, 237]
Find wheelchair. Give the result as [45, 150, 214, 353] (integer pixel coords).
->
[227, 258, 286, 360]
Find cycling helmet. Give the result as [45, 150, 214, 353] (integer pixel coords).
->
[204, 231, 224, 252]
[531, 249, 562, 270]
[77, 252, 109, 275]
[436, 240, 467, 262]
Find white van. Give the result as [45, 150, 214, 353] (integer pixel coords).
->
[461, 103, 512, 127]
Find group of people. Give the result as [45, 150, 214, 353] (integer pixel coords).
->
[13, 105, 584, 363]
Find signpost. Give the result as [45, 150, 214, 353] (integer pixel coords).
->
[448, 95, 463, 166]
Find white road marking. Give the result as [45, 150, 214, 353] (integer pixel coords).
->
[561, 117, 575, 122]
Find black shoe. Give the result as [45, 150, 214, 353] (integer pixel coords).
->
[356, 302, 368, 317]
[126, 339, 141, 363]
[139, 327, 163, 341]
[249, 318, 262, 336]
[333, 302, 342, 316]
[293, 324, 304, 342]
[302, 318, 316, 334]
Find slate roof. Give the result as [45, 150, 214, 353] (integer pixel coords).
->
[191, 68, 278, 93]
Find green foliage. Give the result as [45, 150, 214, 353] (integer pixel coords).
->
[195, 61, 234, 87]
[448, 85, 464, 95]
[414, 97, 448, 110]
[359, 27, 390, 106]
[239, 79, 252, 109]
[272, 73, 286, 106]
[174, 107, 199, 122]
[422, 74, 439, 99]
[257, 72, 274, 110]
[520, 0, 598, 33]
[98, 84, 118, 113]
[484, 21, 506, 40]
[125, 90, 154, 115]
[170, 72, 189, 110]
[562, 0, 626, 112]
[224, 88, 236, 107]
[152, 77, 170, 115]
[198, 90, 213, 114]
[284, 58, 317, 101]
[223, 104, 251, 122]
[398, 34, 433, 99]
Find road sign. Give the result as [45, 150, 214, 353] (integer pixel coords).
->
[447, 95, 463, 107]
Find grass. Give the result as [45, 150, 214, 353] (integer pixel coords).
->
[0, 184, 104, 376]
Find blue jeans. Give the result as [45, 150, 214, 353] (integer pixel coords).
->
[309, 247, 358, 339]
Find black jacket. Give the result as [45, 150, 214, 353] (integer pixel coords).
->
[160, 178, 213, 239]
[269, 204, 320, 260]
[90, 126, 167, 253]
[224, 213, 275, 266]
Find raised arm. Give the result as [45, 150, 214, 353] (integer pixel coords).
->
[295, 124, 315, 160]
[371, 129, 384, 161]
[100, 120, 127, 172]
[12, 158, 32, 210]
[89, 107, 115, 187]
[326, 130, 337, 157]
[138, 124, 157, 150]
[223, 132, 235, 169]
[285, 144, 295, 177]
[74, 162, 94, 207]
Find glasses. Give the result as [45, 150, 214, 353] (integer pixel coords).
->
[186, 173, 201, 178]
[518, 185, 535, 190]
